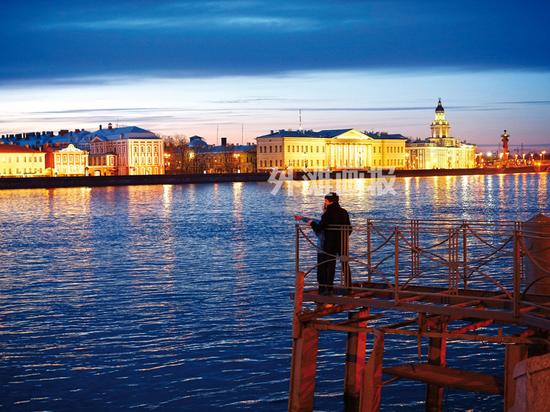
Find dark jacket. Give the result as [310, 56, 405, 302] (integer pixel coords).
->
[311, 203, 352, 254]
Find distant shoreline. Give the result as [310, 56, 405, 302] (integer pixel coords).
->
[0, 167, 544, 190]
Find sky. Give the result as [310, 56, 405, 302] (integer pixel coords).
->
[1, 0, 549, 149]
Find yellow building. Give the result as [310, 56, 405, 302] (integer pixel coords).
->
[0, 145, 45, 177]
[256, 128, 406, 171]
[405, 99, 476, 169]
[89, 125, 164, 175]
[46, 144, 89, 176]
[88, 154, 117, 176]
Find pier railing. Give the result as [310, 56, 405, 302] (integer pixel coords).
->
[295, 217, 550, 327]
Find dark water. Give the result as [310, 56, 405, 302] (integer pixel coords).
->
[0, 173, 548, 411]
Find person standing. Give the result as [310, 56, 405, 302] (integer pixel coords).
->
[309, 192, 352, 295]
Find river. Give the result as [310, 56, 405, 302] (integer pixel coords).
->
[0, 172, 548, 411]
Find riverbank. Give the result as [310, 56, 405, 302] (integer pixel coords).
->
[0, 172, 270, 190]
[0, 166, 541, 189]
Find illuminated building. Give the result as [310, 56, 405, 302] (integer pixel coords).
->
[405, 99, 476, 169]
[88, 154, 117, 176]
[256, 128, 406, 171]
[89, 124, 164, 175]
[196, 137, 256, 173]
[45, 144, 89, 176]
[0, 144, 45, 177]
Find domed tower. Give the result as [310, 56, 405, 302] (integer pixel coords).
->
[501, 129, 510, 161]
[430, 98, 451, 138]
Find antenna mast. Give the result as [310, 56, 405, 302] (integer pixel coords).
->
[299, 109, 303, 131]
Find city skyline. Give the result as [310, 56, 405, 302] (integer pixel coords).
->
[1, 1, 549, 147]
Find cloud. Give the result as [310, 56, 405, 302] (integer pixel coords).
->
[39, 15, 319, 32]
[1, 0, 550, 83]
[497, 100, 550, 105]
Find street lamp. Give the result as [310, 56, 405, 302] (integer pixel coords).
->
[542, 150, 546, 161]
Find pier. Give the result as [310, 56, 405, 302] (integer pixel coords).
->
[289, 216, 550, 411]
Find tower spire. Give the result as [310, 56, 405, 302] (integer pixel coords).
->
[436, 98, 444, 113]
[431, 98, 450, 138]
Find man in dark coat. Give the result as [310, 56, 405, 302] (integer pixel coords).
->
[309, 192, 352, 295]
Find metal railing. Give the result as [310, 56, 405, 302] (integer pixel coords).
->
[295, 218, 550, 321]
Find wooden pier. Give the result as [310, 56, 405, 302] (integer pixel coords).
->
[289, 216, 550, 411]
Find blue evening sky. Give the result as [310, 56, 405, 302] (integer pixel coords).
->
[1, 0, 549, 148]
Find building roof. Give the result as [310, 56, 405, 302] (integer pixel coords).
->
[257, 129, 322, 138]
[206, 144, 256, 153]
[0, 129, 94, 149]
[318, 129, 354, 138]
[257, 128, 371, 139]
[366, 132, 409, 140]
[54, 143, 86, 153]
[0, 144, 41, 153]
[436, 98, 445, 113]
[189, 135, 209, 149]
[91, 126, 159, 141]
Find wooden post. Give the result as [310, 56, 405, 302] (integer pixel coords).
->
[293, 272, 305, 339]
[296, 224, 300, 276]
[462, 222, 468, 289]
[513, 224, 521, 318]
[288, 323, 320, 412]
[367, 220, 372, 283]
[425, 322, 447, 412]
[359, 330, 384, 412]
[504, 344, 527, 411]
[394, 227, 399, 303]
[344, 310, 369, 411]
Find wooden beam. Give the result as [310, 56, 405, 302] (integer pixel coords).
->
[450, 319, 494, 335]
[304, 293, 520, 324]
[310, 321, 541, 344]
[338, 314, 381, 326]
[383, 364, 503, 395]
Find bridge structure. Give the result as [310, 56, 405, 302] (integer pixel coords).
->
[288, 216, 550, 412]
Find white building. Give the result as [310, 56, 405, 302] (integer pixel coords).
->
[46, 144, 89, 176]
[89, 124, 164, 175]
[405, 99, 476, 169]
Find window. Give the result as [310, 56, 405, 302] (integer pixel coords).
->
[269, 146, 272, 153]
